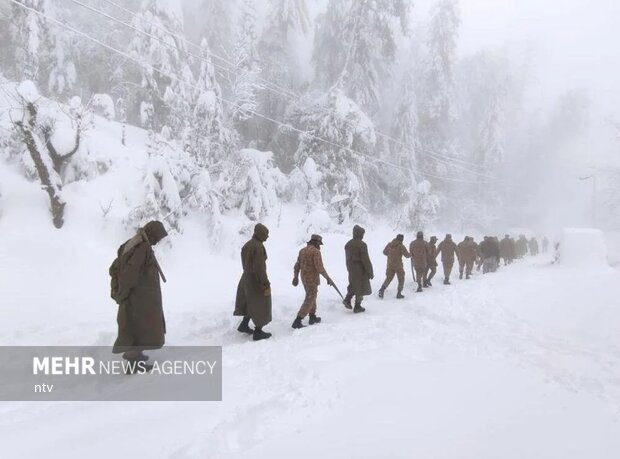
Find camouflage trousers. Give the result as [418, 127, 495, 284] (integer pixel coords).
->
[413, 267, 426, 288]
[380, 268, 405, 292]
[426, 265, 437, 282]
[459, 260, 475, 276]
[297, 283, 318, 319]
[443, 261, 454, 279]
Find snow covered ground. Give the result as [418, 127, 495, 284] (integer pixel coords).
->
[1, 81, 619, 459]
[0, 198, 619, 458]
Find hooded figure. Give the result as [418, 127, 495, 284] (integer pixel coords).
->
[379, 234, 410, 299]
[409, 231, 429, 292]
[111, 220, 168, 365]
[436, 234, 458, 285]
[234, 223, 273, 341]
[343, 225, 374, 313]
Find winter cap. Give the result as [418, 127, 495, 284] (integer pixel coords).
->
[416, 231, 424, 238]
[143, 220, 168, 245]
[310, 234, 324, 245]
[396, 234, 404, 241]
[353, 225, 365, 239]
[253, 223, 269, 242]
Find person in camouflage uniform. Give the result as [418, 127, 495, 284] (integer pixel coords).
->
[234, 223, 273, 341]
[291, 234, 334, 329]
[516, 235, 528, 258]
[409, 231, 429, 293]
[436, 234, 459, 285]
[343, 225, 374, 313]
[500, 234, 514, 266]
[378, 234, 411, 299]
[458, 236, 477, 280]
[425, 236, 438, 287]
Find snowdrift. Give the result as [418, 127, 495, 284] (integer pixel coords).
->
[558, 228, 609, 268]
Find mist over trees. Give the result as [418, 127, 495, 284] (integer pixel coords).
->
[0, 0, 612, 233]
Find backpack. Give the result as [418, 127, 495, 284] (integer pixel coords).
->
[109, 245, 123, 302]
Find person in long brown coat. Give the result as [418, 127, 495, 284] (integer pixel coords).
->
[436, 234, 458, 285]
[291, 234, 334, 328]
[378, 234, 410, 299]
[409, 231, 429, 293]
[234, 223, 273, 341]
[111, 220, 168, 365]
[343, 225, 373, 313]
[458, 236, 477, 279]
[425, 236, 438, 287]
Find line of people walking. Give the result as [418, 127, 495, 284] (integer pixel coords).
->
[110, 220, 549, 367]
[234, 224, 547, 341]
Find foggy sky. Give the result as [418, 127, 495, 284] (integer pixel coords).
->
[454, 0, 620, 116]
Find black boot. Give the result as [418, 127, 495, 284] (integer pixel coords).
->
[378, 289, 384, 299]
[237, 317, 254, 334]
[253, 327, 272, 341]
[416, 286, 423, 293]
[444, 278, 451, 285]
[343, 295, 353, 309]
[353, 302, 365, 313]
[292, 317, 305, 329]
[427, 280, 433, 287]
[466, 274, 471, 280]
[309, 314, 322, 325]
[396, 291, 405, 299]
[459, 272, 463, 280]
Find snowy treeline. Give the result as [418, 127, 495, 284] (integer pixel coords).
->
[0, 0, 613, 233]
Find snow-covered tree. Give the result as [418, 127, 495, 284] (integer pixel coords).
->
[417, 0, 460, 174]
[227, 148, 286, 221]
[399, 178, 439, 231]
[47, 26, 77, 97]
[290, 88, 376, 219]
[256, 0, 311, 153]
[9, 81, 85, 228]
[128, 0, 192, 134]
[230, 0, 261, 145]
[314, 0, 410, 113]
[10, 0, 52, 83]
[185, 38, 231, 167]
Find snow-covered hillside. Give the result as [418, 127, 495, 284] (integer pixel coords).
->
[1, 103, 620, 456]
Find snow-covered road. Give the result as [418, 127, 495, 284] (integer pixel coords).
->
[1, 223, 619, 459]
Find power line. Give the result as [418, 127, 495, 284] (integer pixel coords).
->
[85, 0, 492, 178]
[9, 0, 492, 185]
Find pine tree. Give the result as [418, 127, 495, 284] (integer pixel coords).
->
[227, 149, 286, 221]
[128, 0, 192, 134]
[10, 0, 52, 83]
[291, 88, 376, 221]
[314, 0, 410, 113]
[47, 16, 77, 97]
[257, 0, 311, 152]
[186, 38, 231, 168]
[417, 0, 461, 174]
[230, 0, 261, 146]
